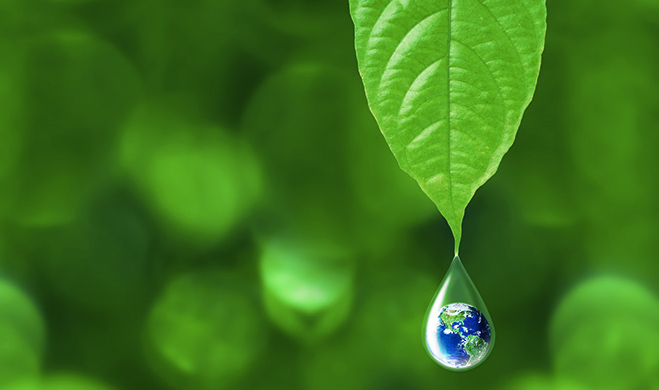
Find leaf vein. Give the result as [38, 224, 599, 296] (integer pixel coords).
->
[451, 38, 503, 105]
[397, 58, 442, 117]
[364, 1, 399, 56]
[375, 8, 447, 93]
[475, 0, 526, 86]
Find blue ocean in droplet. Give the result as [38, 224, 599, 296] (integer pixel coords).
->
[433, 303, 491, 369]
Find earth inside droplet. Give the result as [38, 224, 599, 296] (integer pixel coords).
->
[428, 302, 491, 369]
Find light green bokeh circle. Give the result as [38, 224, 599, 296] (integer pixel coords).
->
[122, 103, 261, 244]
[4, 373, 115, 390]
[146, 270, 266, 389]
[550, 275, 659, 390]
[259, 238, 354, 341]
[261, 239, 353, 314]
[0, 278, 45, 386]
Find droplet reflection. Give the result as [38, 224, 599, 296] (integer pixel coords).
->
[424, 256, 495, 371]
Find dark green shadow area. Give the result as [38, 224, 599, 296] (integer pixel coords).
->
[1, 30, 140, 226]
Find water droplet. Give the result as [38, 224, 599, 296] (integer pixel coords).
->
[424, 255, 495, 371]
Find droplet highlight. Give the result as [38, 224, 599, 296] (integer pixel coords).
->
[424, 255, 495, 371]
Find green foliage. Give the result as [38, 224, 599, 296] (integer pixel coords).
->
[0, 1, 658, 390]
[243, 62, 436, 252]
[350, 0, 546, 251]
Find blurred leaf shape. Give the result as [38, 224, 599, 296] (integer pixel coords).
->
[2, 30, 140, 226]
[146, 270, 267, 390]
[121, 100, 261, 244]
[260, 237, 354, 342]
[350, 0, 546, 251]
[550, 275, 659, 390]
[0, 278, 45, 386]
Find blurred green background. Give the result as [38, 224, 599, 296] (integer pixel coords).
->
[1, 1, 659, 389]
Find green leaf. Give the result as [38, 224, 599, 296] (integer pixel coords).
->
[350, 0, 546, 252]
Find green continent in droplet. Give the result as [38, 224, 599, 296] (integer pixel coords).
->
[440, 308, 467, 335]
[464, 334, 488, 362]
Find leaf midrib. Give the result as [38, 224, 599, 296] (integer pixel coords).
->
[446, 0, 456, 224]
